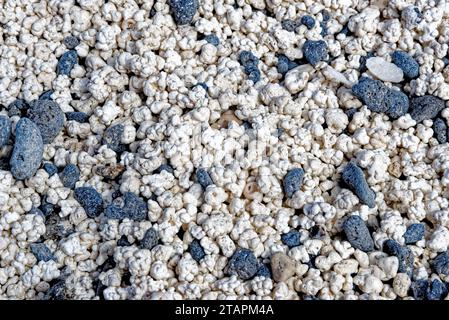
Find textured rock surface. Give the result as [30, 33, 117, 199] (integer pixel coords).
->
[10, 118, 44, 180]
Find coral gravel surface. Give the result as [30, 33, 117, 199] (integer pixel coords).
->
[1, 0, 449, 300]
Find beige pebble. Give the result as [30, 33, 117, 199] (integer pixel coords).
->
[243, 181, 260, 200]
[388, 160, 402, 178]
[94, 164, 125, 179]
[393, 273, 411, 298]
[271, 252, 296, 282]
[212, 110, 242, 129]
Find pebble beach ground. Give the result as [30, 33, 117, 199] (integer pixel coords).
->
[1, 0, 449, 300]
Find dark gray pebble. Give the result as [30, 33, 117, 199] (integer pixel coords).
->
[409, 95, 445, 123]
[74, 187, 103, 218]
[27, 99, 64, 144]
[341, 162, 376, 208]
[283, 168, 304, 198]
[226, 248, 258, 280]
[0, 115, 11, 147]
[10, 118, 44, 180]
[342, 215, 374, 252]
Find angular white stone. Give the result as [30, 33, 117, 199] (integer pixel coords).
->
[323, 66, 354, 87]
[366, 57, 404, 83]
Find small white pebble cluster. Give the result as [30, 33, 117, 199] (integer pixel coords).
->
[0, 0, 449, 301]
